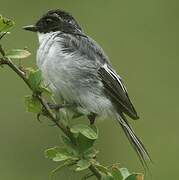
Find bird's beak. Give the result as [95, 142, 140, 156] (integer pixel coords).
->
[23, 25, 38, 32]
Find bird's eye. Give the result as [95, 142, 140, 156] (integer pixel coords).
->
[66, 19, 73, 24]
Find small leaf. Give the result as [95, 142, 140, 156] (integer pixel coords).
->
[90, 124, 98, 135]
[76, 159, 91, 171]
[77, 133, 95, 152]
[53, 153, 70, 162]
[45, 147, 76, 162]
[24, 95, 42, 113]
[6, 49, 31, 59]
[119, 168, 130, 179]
[45, 147, 61, 159]
[111, 167, 123, 180]
[71, 124, 98, 140]
[0, 15, 15, 32]
[125, 174, 144, 180]
[28, 69, 42, 91]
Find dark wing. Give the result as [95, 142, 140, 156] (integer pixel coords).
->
[98, 63, 139, 120]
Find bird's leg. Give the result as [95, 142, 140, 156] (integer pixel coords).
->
[87, 113, 97, 125]
[47, 102, 72, 110]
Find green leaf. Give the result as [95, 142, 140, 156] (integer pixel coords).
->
[53, 152, 70, 162]
[119, 168, 130, 179]
[125, 174, 144, 180]
[111, 167, 123, 180]
[45, 147, 61, 159]
[71, 124, 98, 140]
[45, 147, 76, 162]
[0, 15, 14, 32]
[90, 124, 98, 135]
[77, 133, 95, 152]
[76, 159, 91, 171]
[6, 49, 31, 59]
[24, 95, 42, 113]
[28, 69, 42, 91]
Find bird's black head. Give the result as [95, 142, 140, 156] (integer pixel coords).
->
[23, 9, 84, 36]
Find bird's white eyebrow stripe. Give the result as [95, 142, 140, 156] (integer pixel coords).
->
[103, 63, 126, 92]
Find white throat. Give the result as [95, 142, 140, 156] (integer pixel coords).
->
[36, 31, 64, 67]
[37, 32, 55, 44]
[37, 31, 63, 45]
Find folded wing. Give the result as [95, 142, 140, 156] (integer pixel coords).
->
[98, 63, 139, 120]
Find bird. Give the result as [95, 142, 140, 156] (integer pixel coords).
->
[23, 9, 151, 167]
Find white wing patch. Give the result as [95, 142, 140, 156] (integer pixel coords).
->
[102, 63, 127, 92]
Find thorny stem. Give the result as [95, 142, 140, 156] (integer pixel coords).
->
[0, 47, 102, 179]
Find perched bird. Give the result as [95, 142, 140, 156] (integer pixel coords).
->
[23, 9, 151, 167]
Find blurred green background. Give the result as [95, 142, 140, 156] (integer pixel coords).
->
[0, 0, 178, 179]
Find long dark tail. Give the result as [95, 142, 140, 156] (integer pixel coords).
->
[117, 113, 152, 169]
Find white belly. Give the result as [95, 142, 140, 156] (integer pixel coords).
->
[36, 32, 114, 117]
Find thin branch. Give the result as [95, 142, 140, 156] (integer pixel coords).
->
[3, 57, 76, 142]
[89, 165, 101, 179]
[0, 55, 102, 179]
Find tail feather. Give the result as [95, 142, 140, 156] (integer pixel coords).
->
[117, 113, 151, 169]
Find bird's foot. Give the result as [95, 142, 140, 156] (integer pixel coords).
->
[87, 113, 97, 125]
